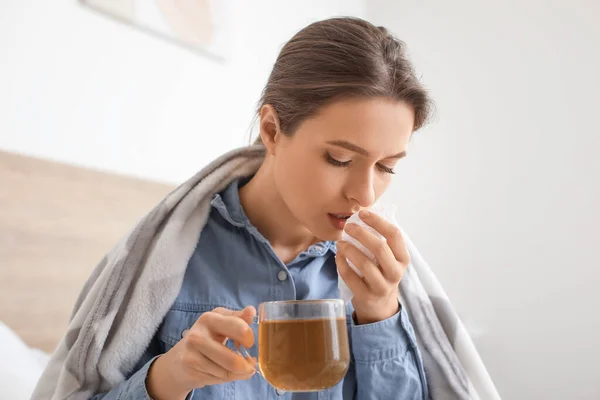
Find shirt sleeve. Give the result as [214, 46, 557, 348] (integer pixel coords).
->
[343, 305, 429, 400]
[88, 356, 159, 400]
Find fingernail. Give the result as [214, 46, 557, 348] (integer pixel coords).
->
[359, 210, 370, 218]
[344, 223, 356, 232]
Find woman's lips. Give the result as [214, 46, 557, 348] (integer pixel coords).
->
[327, 213, 351, 230]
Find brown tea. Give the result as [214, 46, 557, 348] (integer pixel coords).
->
[258, 317, 350, 391]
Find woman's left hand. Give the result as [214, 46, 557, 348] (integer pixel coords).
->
[336, 210, 410, 325]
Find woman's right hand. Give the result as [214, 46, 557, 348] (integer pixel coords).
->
[146, 306, 257, 400]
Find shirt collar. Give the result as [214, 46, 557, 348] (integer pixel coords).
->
[210, 178, 248, 228]
[211, 178, 337, 256]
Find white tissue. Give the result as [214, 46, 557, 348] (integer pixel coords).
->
[337, 204, 397, 303]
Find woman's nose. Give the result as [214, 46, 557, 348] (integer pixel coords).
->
[346, 171, 376, 207]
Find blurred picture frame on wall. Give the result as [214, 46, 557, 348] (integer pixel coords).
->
[79, 0, 232, 62]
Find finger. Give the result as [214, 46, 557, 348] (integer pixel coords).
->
[212, 306, 257, 321]
[237, 306, 257, 325]
[197, 312, 255, 349]
[199, 336, 257, 375]
[191, 350, 255, 381]
[337, 241, 387, 293]
[343, 223, 400, 282]
[335, 250, 368, 294]
[225, 371, 256, 382]
[184, 349, 231, 381]
[357, 210, 410, 264]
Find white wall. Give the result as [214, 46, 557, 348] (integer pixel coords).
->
[368, 1, 600, 399]
[0, 0, 364, 183]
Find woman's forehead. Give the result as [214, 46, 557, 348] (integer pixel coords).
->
[294, 98, 414, 151]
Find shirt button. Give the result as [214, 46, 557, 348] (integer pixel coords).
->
[276, 388, 286, 396]
[313, 244, 324, 252]
[277, 270, 287, 281]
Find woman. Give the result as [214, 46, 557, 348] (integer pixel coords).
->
[37, 16, 434, 400]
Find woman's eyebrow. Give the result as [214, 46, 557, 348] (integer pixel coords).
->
[326, 140, 406, 159]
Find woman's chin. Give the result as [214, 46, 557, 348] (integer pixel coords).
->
[310, 224, 344, 243]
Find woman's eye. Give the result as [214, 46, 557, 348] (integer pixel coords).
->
[377, 164, 396, 174]
[326, 153, 352, 167]
[326, 153, 396, 174]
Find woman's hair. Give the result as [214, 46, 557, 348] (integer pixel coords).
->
[255, 17, 433, 143]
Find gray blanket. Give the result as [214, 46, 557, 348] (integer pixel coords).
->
[31, 145, 500, 400]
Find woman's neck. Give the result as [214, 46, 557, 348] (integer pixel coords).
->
[238, 161, 319, 263]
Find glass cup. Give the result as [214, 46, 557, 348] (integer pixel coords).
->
[235, 299, 350, 392]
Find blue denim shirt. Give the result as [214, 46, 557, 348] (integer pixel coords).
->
[91, 178, 428, 400]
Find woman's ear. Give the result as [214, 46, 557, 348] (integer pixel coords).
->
[259, 105, 282, 155]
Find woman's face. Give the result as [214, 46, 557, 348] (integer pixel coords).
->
[270, 97, 414, 241]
